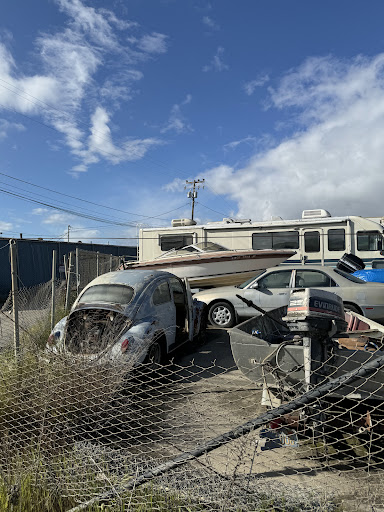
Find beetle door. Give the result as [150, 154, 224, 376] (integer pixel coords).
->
[152, 280, 176, 349]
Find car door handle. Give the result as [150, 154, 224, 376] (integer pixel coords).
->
[278, 292, 288, 295]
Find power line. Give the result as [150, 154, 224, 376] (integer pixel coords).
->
[0, 188, 138, 227]
[0, 82, 235, 213]
[196, 200, 228, 217]
[0, 172, 189, 222]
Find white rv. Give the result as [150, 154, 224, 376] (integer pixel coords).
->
[139, 209, 384, 268]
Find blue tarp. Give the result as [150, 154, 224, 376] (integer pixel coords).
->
[353, 269, 384, 283]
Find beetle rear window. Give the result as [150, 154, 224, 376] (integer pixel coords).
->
[79, 285, 135, 305]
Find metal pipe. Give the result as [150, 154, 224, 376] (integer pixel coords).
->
[10, 239, 19, 356]
[50, 250, 57, 331]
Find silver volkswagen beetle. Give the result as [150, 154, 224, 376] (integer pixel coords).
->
[48, 269, 205, 365]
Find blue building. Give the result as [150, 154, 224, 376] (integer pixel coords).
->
[0, 237, 136, 302]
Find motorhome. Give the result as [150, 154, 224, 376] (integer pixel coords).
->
[139, 209, 384, 268]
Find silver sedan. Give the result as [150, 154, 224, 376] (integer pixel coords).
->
[193, 265, 384, 328]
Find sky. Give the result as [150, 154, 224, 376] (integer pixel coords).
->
[2, 0, 384, 245]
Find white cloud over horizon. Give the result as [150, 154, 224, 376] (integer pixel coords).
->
[0, 0, 169, 175]
[205, 54, 384, 220]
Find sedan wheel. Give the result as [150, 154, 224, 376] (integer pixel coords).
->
[344, 303, 361, 314]
[208, 301, 235, 328]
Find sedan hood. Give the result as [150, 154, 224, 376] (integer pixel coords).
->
[194, 285, 242, 299]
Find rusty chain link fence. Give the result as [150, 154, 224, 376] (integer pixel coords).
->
[0, 250, 383, 510]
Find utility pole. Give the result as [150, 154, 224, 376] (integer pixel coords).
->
[67, 225, 71, 243]
[185, 179, 205, 221]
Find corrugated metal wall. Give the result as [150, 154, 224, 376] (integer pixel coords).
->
[0, 238, 136, 302]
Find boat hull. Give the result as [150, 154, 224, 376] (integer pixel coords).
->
[126, 250, 295, 288]
[229, 311, 384, 401]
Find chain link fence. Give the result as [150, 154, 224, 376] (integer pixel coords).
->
[0, 248, 383, 510]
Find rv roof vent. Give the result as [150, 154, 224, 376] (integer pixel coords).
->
[222, 218, 251, 224]
[302, 209, 331, 219]
[171, 218, 197, 227]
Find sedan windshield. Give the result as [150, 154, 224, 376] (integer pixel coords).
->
[334, 269, 365, 284]
[237, 271, 266, 289]
[79, 284, 135, 305]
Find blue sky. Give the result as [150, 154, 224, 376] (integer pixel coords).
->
[1, 0, 384, 245]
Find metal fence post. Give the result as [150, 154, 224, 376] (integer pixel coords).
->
[10, 239, 20, 356]
[50, 250, 57, 331]
[65, 252, 72, 312]
[63, 254, 67, 281]
[76, 248, 80, 295]
[96, 251, 99, 277]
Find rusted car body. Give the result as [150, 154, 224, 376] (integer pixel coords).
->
[48, 269, 205, 365]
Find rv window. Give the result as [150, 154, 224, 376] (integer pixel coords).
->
[304, 231, 320, 253]
[159, 234, 193, 251]
[252, 233, 272, 250]
[328, 229, 345, 251]
[372, 259, 384, 269]
[252, 231, 299, 250]
[357, 231, 383, 251]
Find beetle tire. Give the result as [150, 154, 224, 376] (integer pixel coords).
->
[144, 340, 163, 367]
[208, 301, 235, 328]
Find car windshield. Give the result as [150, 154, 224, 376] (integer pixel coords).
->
[334, 269, 365, 283]
[79, 284, 135, 305]
[237, 271, 266, 289]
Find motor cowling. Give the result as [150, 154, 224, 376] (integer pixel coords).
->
[283, 288, 347, 337]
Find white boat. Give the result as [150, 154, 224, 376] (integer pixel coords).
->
[122, 242, 295, 288]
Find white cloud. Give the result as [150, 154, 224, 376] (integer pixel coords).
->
[161, 95, 193, 134]
[32, 208, 49, 215]
[86, 106, 163, 164]
[202, 16, 220, 30]
[0, 0, 169, 173]
[0, 221, 12, 231]
[137, 32, 168, 54]
[243, 74, 269, 95]
[205, 54, 384, 220]
[163, 177, 187, 193]
[203, 46, 229, 72]
[42, 212, 73, 225]
[0, 119, 24, 140]
[224, 136, 258, 151]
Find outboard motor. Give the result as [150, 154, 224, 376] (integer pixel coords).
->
[283, 289, 347, 389]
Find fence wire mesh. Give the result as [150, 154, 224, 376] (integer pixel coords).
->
[0, 323, 383, 510]
[0, 255, 384, 510]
